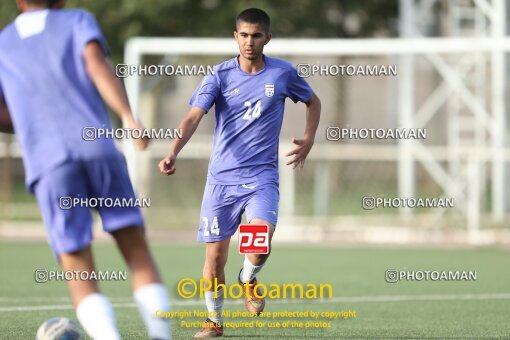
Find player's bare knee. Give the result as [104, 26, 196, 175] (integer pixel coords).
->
[250, 219, 275, 229]
[206, 251, 228, 269]
[205, 239, 229, 260]
[111, 226, 146, 245]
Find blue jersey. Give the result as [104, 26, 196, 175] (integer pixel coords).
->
[0, 9, 119, 192]
[190, 55, 312, 185]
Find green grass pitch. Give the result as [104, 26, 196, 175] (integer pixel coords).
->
[1, 242, 509, 339]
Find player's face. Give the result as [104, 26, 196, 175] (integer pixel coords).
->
[234, 22, 271, 61]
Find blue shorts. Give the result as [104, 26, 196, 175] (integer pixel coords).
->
[33, 156, 144, 257]
[198, 181, 279, 242]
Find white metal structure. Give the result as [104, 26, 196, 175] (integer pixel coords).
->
[123, 5, 509, 234]
[398, 0, 507, 239]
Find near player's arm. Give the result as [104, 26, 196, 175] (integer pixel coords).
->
[83, 41, 148, 150]
[158, 106, 206, 175]
[285, 92, 321, 169]
[0, 95, 14, 134]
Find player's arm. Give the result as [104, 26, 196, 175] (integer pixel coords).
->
[83, 41, 148, 150]
[0, 95, 14, 134]
[158, 106, 206, 175]
[285, 92, 321, 169]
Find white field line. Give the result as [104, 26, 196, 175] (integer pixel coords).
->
[1, 293, 509, 312]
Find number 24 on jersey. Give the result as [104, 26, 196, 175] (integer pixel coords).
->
[242, 100, 262, 121]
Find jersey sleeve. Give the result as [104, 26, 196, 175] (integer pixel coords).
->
[285, 67, 313, 103]
[73, 10, 109, 56]
[189, 71, 220, 113]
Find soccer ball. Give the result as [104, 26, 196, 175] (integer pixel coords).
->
[35, 317, 85, 340]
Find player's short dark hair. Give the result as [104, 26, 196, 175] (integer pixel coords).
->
[25, 0, 60, 7]
[236, 8, 270, 33]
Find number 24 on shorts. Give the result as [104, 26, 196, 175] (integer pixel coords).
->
[202, 216, 220, 236]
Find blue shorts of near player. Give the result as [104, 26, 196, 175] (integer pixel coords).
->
[197, 181, 279, 242]
[34, 155, 144, 258]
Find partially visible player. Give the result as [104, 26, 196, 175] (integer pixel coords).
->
[0, 95, 12, 133]
[0, 1, 171, 339]
[159, 8, 321, 338]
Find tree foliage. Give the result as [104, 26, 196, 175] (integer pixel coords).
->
[1, 0, 398, 61]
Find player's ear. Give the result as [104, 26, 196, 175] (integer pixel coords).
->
[264, 33, 272, 45]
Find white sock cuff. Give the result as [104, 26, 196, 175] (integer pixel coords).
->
[134, 283, 171, 340]
[76, 293, 113, 317]
[241, 256, 265, 283]
[134, 282, 171, 311]
[76, 293, 120, 340]
[204, 287, 224, 298]
[244, 255, 264, 269]
[204, 287, 224, 323]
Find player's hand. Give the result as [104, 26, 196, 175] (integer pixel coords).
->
[285, 137, 313, 169]
[159, 153, 177, 175]
[125, 117, 150, 151]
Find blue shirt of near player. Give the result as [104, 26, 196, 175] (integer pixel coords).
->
[0, 9, 119, 192]
[190, 55, 313, 185]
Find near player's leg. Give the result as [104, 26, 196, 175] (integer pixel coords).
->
[33, 161, 122, 340]
[194, 238, 230, 338]
[84, 157, 171, 339]
[112, 226, 171, 340]
[243, 218, 275, 269]
[239, 219, 275, 315]
[112, 226, 161, 288]
[60, 247, 121, 340]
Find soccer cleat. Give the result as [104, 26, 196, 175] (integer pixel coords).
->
[193, 318, 223, 338]
[238, 269, 266, 315]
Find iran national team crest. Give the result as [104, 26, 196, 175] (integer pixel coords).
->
[265, 83, 275, 97]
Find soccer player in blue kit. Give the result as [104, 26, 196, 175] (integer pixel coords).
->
[0, 0, 171, 339]
[159, 8, 321, 338]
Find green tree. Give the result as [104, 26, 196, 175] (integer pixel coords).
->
[1, 0, 398, 61]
